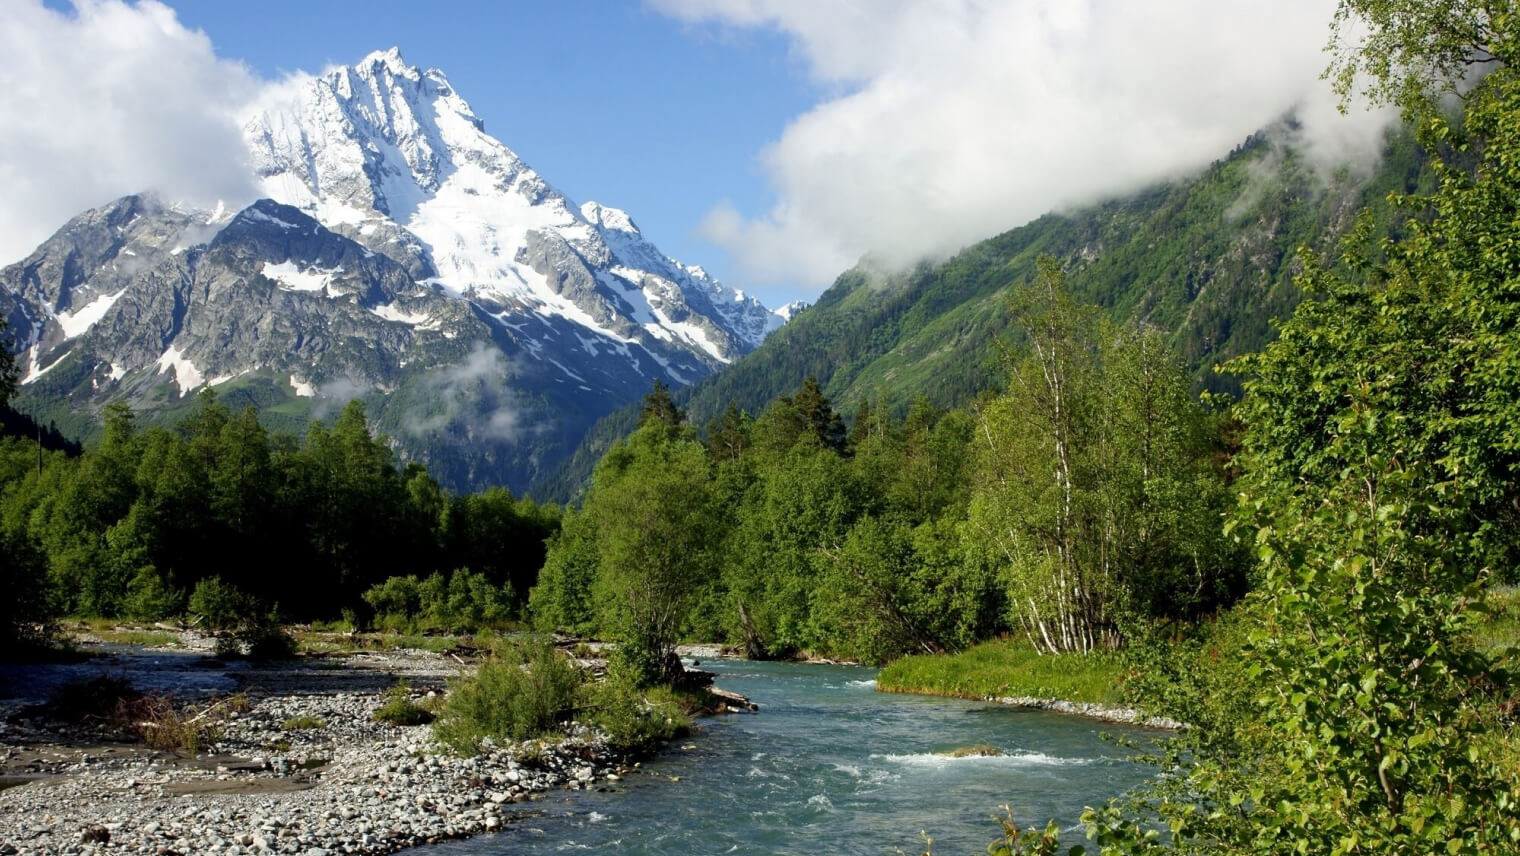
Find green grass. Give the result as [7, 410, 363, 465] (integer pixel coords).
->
[294, 630, 495, 656]
[876, 638, 1126, 706]
[281, 715, 326, 731]
[98, 630, 179, 648]
[1477, 586, 1520, 657]
[373, 682, 435, 726]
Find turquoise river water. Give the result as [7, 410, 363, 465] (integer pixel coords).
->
[419, 659, 1159, 855]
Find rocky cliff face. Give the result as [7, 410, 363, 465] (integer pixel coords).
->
[2, 49, 784, 492]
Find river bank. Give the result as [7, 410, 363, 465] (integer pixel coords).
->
[876, 638, 1184, 730]
[0, 646, 643, 856]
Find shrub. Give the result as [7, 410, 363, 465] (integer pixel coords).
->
[239, 615, 298, 660]
[123, 567, 185, 621]
[577, 659, 692, 753]
[364, 570, 517, 634]
[116, 693, 243, 754]
[118, 694, 223, 754]
[188, 577, 249, 631]
[374, 681, 434, 726]
[363, 575, 423, 622]
[432, 638, 582, 754]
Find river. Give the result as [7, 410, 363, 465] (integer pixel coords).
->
[418, 659, 1158, 855]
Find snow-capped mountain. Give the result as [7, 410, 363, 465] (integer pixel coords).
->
[775, 300, 810, 322]
[243, 47, 779, 372]
[0, 48, 787, 492]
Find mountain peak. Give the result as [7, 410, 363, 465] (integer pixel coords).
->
[581, 201, 640, 236]
[358, 46, 414, 76]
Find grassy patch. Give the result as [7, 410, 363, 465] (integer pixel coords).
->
[1477, 587, 1520, 657]
[281, 715, 326, 731]
[99, 630, 179, 648]
[373, 682, 435, 726]
[876, 638, 1126, 706]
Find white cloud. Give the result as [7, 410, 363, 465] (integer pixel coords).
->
[654, 0, 1399, 289]
[0, 0, 259, 265]
[401, 346, 532, 443]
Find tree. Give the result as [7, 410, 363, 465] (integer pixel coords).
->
[581, 424, 718, 684]
[0, 316, 17, 410]
[1326, 0, 1508, 118]
[706, 401, 750, 463]
[969, 259, 1238, 654]
[969, 259, 1115, 653]
[1074, 6, 1520, 852]
[638, 379, 685, 438]
[788, 376, 848, 453]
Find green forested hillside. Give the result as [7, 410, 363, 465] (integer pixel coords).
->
[535, 125, 1429, 501]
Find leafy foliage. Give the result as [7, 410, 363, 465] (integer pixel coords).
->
[537, 346, 1239, 666]
[433, 638, 583, 753]
[969, 258, 1243, 653]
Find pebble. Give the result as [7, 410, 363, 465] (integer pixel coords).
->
[0, 663, 638, 856]
[988, 695, 1185, 729]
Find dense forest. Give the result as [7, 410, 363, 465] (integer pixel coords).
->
[0, 379, 558, 651]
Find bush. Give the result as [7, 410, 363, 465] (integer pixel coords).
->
[123, 567, 184, 621]
[118, 694, 246, 754]
[373, 681, 434, 726]
[239, 616, 297, 660]
[188, 577, 249, 631]
[363, 575, 423, 621]
[577, 660, 692, 753]
[432, 638, 582, 753]
[363, 569, 516, 634]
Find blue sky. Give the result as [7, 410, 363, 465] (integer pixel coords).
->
[4, 1, 1393, 309]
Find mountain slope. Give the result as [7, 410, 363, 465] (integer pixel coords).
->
[1, 48, 783, 492]
[535, 125, 1431, 500]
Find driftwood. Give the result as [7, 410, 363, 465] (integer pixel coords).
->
[706, 686, 758, 713]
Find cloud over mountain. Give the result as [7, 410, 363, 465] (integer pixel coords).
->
[0, 0, 258, 265]
[655, 0, 1397, 289]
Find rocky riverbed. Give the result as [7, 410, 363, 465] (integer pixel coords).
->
[0, 646, 646, 856]
[988, 695, 1184, 730]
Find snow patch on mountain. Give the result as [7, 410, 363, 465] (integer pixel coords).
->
[262, 261, 339, 293]
[55, 287, 129, 338]
[370, 303, 431, 325]
[23, 349, 73, 384]
[776, 300, 810, 322]
[156, 345, 205, 396]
